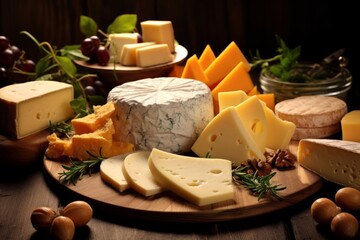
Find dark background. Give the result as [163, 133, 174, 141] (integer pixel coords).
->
[1, 0, 358, 109]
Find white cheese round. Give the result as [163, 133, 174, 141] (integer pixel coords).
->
[107, 77, 214, 153]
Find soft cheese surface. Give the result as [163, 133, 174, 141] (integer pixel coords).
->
[108, 77, 214, 153]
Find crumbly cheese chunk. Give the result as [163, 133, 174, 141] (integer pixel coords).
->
[148, 148, 234, 206]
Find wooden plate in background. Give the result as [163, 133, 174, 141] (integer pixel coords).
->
[43, 141, 322, 223]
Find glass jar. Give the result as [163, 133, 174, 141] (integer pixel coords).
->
[259, 64, 352, 103]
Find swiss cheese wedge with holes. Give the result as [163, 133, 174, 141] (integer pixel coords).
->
[148, 148, 234, 206]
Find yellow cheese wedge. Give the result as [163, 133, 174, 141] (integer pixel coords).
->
[180, 54, 210, 85]
[0, 80, 74, 139]
[211, 62, 254, 102]
[107, 33, 138, 63]
[100, 153, 133, 192]
[191, 106, 265, 166]
[148, 148, 234, 206]
[140, 20, 175, 53]
[136, 44, 173, 67]
[198, 44, 216, 70]
[247, 86, 259, 95]
[218, 90, 248, 112]
[234, 96, 267, 152]
[341, 110, 360, 142]
[204, 41, 250, 88]
[122, 151, 165, 197]
[119, 42, 155, 66]
[298, 139, 360, 189]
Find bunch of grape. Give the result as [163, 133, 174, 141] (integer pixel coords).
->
[81, 36, 110, 66]
[81, 76, 108, 98]
[0, 35, 35, 87]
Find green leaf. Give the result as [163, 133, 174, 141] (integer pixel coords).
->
[80, 15, 98, 37]
[56, 56, 77, 78]
[88, 94, 106, 106]
[107, 14, 137, 34]
[35, 56, 52, 77]
[70, 97, 89, 118]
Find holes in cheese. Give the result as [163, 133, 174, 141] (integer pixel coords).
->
[148, 148, 234, 206]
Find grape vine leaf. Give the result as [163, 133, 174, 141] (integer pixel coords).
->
[80, 15, 98, 37]
[107, 14, 137, 34]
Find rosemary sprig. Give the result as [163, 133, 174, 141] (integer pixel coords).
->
[49, 121, 74, 138]
[232, 165, 286, 201]
[58, 149, 105, 185]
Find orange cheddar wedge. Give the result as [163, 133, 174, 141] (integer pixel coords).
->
[199, 44, 216, 70]
[256, 93, 275, 111]
[247, 86, 259, 96]
[211, 62, 254, 103]
[181, 54, 209, 85]
[204, 41, 251, 88]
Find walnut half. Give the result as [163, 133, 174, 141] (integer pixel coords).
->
[265, 149, 297, 169]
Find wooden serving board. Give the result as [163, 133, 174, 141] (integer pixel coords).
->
[43, 141, 322, 223]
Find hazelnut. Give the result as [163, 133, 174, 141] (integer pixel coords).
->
[30, 207, 57, 231]
[61, 200, 93, 227]
[50, 215, 75, 240]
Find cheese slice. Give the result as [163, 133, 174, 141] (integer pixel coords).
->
[298, 139, 360, 189]
[0, 80, 74, 139]
[122, 150, 165, 196]
[198, 44, 216, 70]
[148, 148, 234, 206]
[181, 54, 210, 85]
[191, 106, 265, 166]
[211, 62, 254, 102]
[119, 42, 155, 66]
[234, 96, 267, 152]
[108, 77, 214, 154]
[341, 110, 360, 142]
[204, 41, 250, 88]
[100, 153, 133, 192]
[107, 33, 138, 63]
[218, 90, 248, 112]
[140, 20, 175, 53]
[136, 44, 173, 67]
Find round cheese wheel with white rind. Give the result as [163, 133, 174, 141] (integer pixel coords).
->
[275, 96, 347, 128]
[107, 77, 214, 153]
[292, 123, 340, 140]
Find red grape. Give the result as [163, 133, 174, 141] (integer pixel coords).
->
[10, 45, 21, 60]
[0, 48, 15, 69]
[15, 59, 36, 73]
[96, 46, 110, 66]
[0, 36, 9, 51]
[84, 85, 96, 96]
[81, 38, 97, 58]
[90, 36, 100, 49]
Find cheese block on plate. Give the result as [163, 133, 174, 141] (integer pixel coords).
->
[140, 20, 175, 53]
[100, 153, 133, 192]
[0, 80, 73, 139]
[298, 139, 360, 189]
[119, 42, 155, 66]
[148, 148, 234, 206]
[122, 150, 165, 197]
[107, 77, 214, 153]
[136, 44, 173, 67]
[107, 33, 138, 63]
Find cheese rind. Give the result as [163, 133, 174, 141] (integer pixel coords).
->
[0, 81, 74, 139]
[148, 148, 234, 206]
[191, 106, 265, 166]
[298, 139, 360, 190]
[341, 110, 360, 142]
[122, 150, 165, 196]
[100, 153, 133, 192]
[108, 77, 214, 154]
[136, 44, 173, 67]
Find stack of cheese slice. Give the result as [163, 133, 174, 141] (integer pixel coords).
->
[100, 148, 234, 206]
[191, 91, 295, 166]
[298, 139, 360, 190]
[275, 96, 347, 140]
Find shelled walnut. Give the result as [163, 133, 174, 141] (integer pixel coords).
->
[240, 159, 272, 176]
[265, 149, 297, 169]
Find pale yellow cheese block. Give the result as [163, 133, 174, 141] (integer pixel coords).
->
[148, 148, 234, 206]
[107, 33, 138, 63]
[119, 42, 155, 66]
[140, 20, 175, 53]
[100, 153, 133, 192]
[122, 150, 165, 197]
[275, 96, 347, 128]
[341, 110, 360, 142]
[298, 139, 360, 190]
[136, 44, 173, 67]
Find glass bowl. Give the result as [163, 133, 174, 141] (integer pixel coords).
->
[259, 63, 352, 103]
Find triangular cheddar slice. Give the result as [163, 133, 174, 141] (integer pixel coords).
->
[181, 54, 210, 85]
[199, 44, 216, 70]
[148, 148, 234, 206]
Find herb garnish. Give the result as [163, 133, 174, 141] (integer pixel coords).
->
[58, 150, 105, 185]
[232, 165, 286, 201]
[49, 121, 74, 139]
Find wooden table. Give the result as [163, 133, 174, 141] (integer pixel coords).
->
[0, 160, 342, 240]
